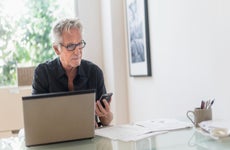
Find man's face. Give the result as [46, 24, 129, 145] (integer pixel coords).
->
[57, 28, 83, 70]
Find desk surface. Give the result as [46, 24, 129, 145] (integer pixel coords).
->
[1, 128, 230, 150]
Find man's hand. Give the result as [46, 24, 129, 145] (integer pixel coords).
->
[95, 98, 113, 126]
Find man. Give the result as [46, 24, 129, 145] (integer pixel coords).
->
[32, 18, 113, 127]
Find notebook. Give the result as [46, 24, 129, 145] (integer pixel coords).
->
[22, 89, 96, 146]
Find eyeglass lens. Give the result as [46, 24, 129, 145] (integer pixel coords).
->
[65, 40, 86, 51]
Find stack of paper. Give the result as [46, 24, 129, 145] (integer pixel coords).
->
[198, 120, 230, 140]
[95, 118, 192, 142]
[95, 124, 166, 142]
[135, 118, 193, 131]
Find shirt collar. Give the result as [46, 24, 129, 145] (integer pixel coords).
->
[56, 58, 86, 78]
[56, 58, 65, 78]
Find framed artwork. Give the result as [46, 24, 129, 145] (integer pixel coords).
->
[126, 0, 151, 77]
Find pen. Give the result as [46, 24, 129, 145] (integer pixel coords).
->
[205, 100, 210, 109]
[209, 99, 215, 108]
[201, 100, 205, 109]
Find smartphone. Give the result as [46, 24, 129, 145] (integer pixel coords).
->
[99, 93, 113, 108]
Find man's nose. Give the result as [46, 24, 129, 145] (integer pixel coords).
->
[73, 47, 81, 54]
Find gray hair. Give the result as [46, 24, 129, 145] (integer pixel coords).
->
[52, 18, 83, 47]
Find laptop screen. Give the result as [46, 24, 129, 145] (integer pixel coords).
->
[22, 89, 96, 146]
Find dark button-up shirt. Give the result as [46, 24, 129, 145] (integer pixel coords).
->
[32, 58, 106, 100]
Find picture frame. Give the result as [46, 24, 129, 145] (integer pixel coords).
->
[126, 0, 151, 77]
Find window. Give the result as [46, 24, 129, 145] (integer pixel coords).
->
[0, 0, 75, 86]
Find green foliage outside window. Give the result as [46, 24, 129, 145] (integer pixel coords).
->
[0, 0, 72, 86]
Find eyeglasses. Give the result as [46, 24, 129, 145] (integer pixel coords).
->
[60, 40, 86, 51]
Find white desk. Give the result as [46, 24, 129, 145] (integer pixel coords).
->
[1, 128, 230, 150]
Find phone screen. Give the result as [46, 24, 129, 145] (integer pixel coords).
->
[99, 93, 113, 108]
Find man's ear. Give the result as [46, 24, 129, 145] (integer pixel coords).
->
[53, 44, 60, 55]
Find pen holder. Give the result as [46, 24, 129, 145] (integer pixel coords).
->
[186, 108, 212, 127]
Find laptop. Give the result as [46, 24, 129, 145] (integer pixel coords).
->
[22, 89, 96, 146]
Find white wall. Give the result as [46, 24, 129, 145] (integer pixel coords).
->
[100, 0, 129, 124]
[128, 0, 230, 122]
[76, 0, 103, 68]
[77, 0, 129, 124]
[77, 0, 230, 124]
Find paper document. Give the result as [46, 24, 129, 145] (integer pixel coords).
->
[95, 124, 166, 142]
[135, 118, 193, 132]
[95, 118, 192, 142]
